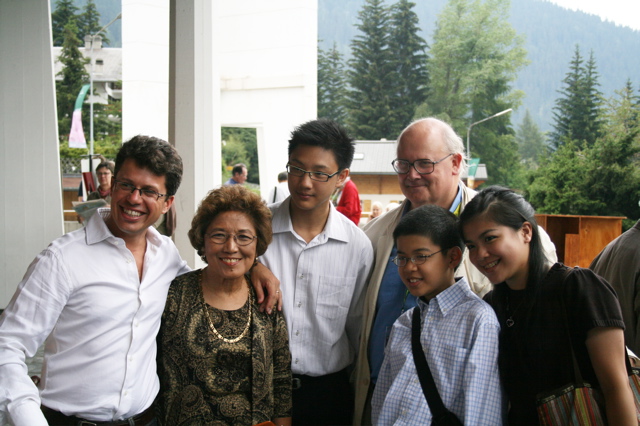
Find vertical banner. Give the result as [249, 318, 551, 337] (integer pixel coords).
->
[69, 84, 90, 148]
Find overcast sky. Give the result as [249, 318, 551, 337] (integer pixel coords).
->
[547, 0, 640, 31]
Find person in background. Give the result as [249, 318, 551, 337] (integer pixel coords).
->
[367, 201, 384, 223]
[460, 186, 635, 425]
[225, 163, 248, 185]
[372, 205, 502, 425]
[267, 171, 290, 204]
[254, 118, 374, 425]
[87, 161, 115, 203]
[77, 154, 108, 201]
[157, 185, 291, 425]
[590, 219, 640, 354]
[353, 117, 557, 425]
[384, 202, 399, 213]
[334, 175, 362, 225]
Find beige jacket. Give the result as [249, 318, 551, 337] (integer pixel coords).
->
[352, 183, 557, 425]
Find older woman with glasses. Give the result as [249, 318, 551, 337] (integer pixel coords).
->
[157, 185, 292, 426]
[87, 161, 115, 203]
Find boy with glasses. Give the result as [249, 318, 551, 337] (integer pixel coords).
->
[254, 118, 374, 425]
[372, 205, 503, 425]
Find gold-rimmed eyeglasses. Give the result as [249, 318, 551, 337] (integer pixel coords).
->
[207, 232, 257, 246]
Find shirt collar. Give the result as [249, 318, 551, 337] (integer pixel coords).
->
[85, 207, 163, 247]
[270, 198, 351, 243]
[417, 276, 469, 316]
[449, 182, 463, 215]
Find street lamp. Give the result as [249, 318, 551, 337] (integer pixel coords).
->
[466, 108, 512, 158]
[89, 13, 121, 159]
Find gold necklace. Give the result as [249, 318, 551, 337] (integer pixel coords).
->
[202, 283, 252, 343]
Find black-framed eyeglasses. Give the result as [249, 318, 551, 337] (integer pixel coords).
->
[392, 250, 443, 267]
[286, 164, 340, 182]
[391, 154, 453, 175]
[207, 232, 257, 246]
[113, 180, 167, 201]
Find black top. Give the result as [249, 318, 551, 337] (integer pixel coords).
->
[484, 263, 624, 425]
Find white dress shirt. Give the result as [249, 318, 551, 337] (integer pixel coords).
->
[260, 199, 374, 376]
[0, 209, 189, 425]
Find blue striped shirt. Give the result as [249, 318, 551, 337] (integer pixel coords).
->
[372, 277, 504, 425]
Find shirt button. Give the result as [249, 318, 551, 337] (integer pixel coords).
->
[129, 356, 133, 362]
[295, 330, 299, 336]
[295, 358, 299, 364]
[297, 302, 302, 307]
[299, 274, 304, 279]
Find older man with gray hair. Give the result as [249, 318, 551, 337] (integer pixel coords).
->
[352, 117, 557, 425]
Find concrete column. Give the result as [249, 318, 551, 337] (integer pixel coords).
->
[0, 1, 63, 307]
[122, 0, 170, 142]
[169, 0, 220, 268]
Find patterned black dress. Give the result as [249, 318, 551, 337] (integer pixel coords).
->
[157, 270, 292, 425]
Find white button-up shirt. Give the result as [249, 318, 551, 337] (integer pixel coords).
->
[0, 209, 189, 425]
[261, 199, 374, 376]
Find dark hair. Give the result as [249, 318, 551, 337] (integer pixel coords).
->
[277, 171, 288, 182]
[188, 185, 273, 263]
[95, 161, 114, 174]
[394, 205, 464, 257]
[232, 163, 247, 176]
[459, 185, 546, 291]
[114, 135, 183, 196]
[288, 118, 355, 171]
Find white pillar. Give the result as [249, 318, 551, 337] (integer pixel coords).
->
[169, 0, 220, 268]
[0, 1, 63, 307]
[122, 0, 170, 142]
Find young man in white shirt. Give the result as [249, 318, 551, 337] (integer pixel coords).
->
[256, 119, 374, 425]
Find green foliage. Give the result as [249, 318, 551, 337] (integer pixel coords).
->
[78, 0, 111, 46]
[318, 42, 348, 123]
[221, 128, 259, 183]
[526, 140, 603, 214]
[51, 0, 79, 47]
[387, 0, 429, 136]
[345, 0, 428, 139]
[346, 0, 397, 139]
[528, 81, 640, 220]
[56, 21, 89, 130]
[516, 110, 547, 167]
[427, 0, 527, 132]
[474, 127, 526, 189]
[425, 0, 527, 188]
[550, 46, 603, 150]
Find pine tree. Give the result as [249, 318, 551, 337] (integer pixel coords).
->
[550, 46, 603, 150]
[516, 110, 547, 167]
[51, 0, 79, 47]
[580, 51, 603, 144]
[318, 43, 348, 124]
[56, 21, 90, 138]
[346, 0, 397, 140]
[387, 0, 428, 136]
[78, 0, 111, 47]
